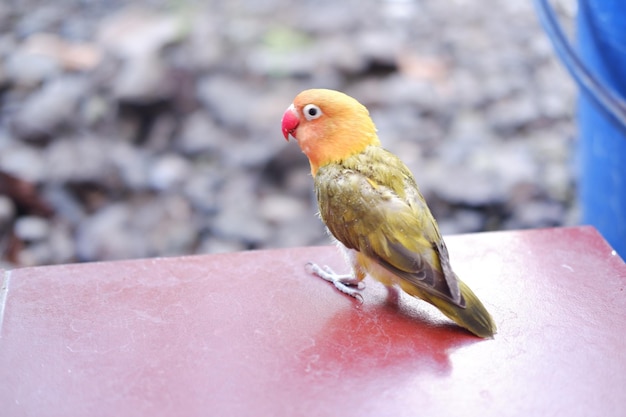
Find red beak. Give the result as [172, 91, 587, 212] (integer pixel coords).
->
[281, 104, 299, 141]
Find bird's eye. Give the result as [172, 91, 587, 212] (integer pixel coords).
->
[303, 104, 322, 121]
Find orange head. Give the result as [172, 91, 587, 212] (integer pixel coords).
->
[281, 89, 380, 176]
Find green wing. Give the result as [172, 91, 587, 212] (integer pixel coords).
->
[314, 146, 463, 306]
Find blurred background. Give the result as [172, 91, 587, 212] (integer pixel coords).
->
[0, 0, 577, 267]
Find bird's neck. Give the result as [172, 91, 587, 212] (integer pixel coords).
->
[303, 125, 380, 177]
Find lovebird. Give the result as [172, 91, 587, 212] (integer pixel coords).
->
[281, 88, 496, 338]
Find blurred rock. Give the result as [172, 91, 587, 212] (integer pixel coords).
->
[258, 193, 308, 224]
[15, 220, 75, 266]
[266, 215, 327, 249]
[15, 5, 64, 37]
[508, 200, 565, 229]
[135, 194, 197, 256]
[182, 166, 221, 213]
[223, 138, 284, 169]
[16, 242, 53, 267]
[148, 153, 191, 191]
[75, 203, 145, 261]
[197, 75, 257, 130]
[0, 196, 16, 229]
[0, 145, 47, 182]
[437, 209, 485, 235]
[487, 94, 541, 135]
[197, 237, 247, 254]
[186, 15, 224, 71]
[211, 174, 271, 245]
[41, 185, 85, 223]
[12, 76, 87, 141]
[16, 33, 101, 72]
[0, 170, 53, 216]
[108, 141, 151, 190]
[247, 28, 318, 78]
[98, 7, 183, 58]
[47, 221, 76, 263]
[4, 49, 60, 88]
[176, 111, 222, 155]
[430, 165, 508, 207]
[14, 215, 50, 241]
[98, 7, 184, 105]
[113, 52, 172, 103]
[45, 137, 110, 183]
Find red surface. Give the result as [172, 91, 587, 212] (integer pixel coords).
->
[1, 226, 625, 417]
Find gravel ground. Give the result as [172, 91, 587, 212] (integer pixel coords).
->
[0, 0, 577, 267]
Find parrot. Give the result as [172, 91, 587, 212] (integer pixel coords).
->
[281, 88, 496, 338]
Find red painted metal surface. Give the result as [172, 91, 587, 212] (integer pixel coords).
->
[1, 226, 625, 416]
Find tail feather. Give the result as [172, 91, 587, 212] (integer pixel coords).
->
[408, 279, 496, 338]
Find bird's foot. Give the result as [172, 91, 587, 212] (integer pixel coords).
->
[305, 262, 364, 302]
[385, 285, 401, 305]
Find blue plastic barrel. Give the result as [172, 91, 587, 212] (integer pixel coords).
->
[535, 0, 626, 259]
[577, 1, 626, 258]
